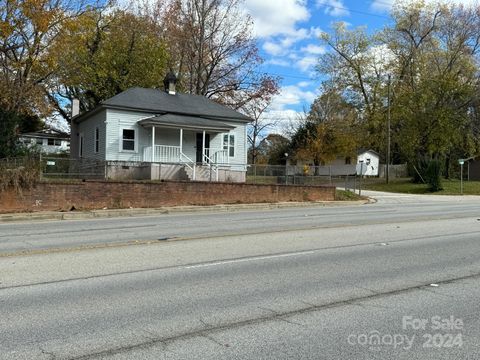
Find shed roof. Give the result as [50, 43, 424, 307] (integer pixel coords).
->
[138, 114, 235, 132]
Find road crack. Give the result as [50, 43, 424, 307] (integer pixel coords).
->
[66, 271, 480, 360]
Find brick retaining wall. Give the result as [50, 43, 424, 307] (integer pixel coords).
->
[0, 181, 335, 213]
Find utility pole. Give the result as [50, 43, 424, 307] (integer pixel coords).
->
[386, 74, 391, 184]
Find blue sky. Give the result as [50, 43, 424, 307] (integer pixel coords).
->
[241, 0, 474, 131]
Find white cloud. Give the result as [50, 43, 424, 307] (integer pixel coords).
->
[262, 28, 321, 56]
[261, 109, 304, 135]
[370, 0, 393, 12]
[317, 0, 350, 17]
[259, 83, 320, 135]
[309, 27, 324, 38]
[243, 0, 310, 38]
[301, 44, 326, 55]
[371, 0, 478, 12]
[263, 42, 284, 56]
[296, 56, 318, 72]
[264, 58, 291, 67]
[270, 84, 318, 112]
[297, 81, 313, 88]
[262, 27, 325, 61]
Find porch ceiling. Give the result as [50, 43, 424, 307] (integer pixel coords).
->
[138, 114, 235, 132]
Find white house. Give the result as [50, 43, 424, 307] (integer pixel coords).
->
[70, 73, 251, 182]
[20, 128, 70, 154]
[356, 149, 380, 176]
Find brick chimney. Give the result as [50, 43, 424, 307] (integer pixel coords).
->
[163, 71, 178, 95]
[71, 98, 80, 117]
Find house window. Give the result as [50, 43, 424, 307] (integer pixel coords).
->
[223, 134, 235, 157]
[36, 139, 43, 145]
[122, 129, 135, 151]
[345, 156, 351, 165]
[48, 139, 61, 146]
[95, 127, 100, 153]
[79, 133, 84, 157]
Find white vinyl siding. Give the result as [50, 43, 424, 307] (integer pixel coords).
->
[75, 110, 106, 160]
[105, 109, 149, 161]
[216, 123, 246, 170]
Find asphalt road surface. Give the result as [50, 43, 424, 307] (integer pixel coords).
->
[1, 191, 480, 359]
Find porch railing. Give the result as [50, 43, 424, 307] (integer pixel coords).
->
[202, 150, 219, 181]
[204, 148, 228, 165]
[180, 152, 196, 180]
[143, 145, 181, 162]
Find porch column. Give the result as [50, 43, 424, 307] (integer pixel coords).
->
[179, 128, 183, 161]
[202, 130, 206, 163]
[151, 126, 155, 162]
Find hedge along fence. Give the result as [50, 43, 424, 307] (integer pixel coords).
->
[0, 157, 41, 193]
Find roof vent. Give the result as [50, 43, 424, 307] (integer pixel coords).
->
[163, 71, 177, 95]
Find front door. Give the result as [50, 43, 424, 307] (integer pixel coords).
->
[196, 133, 210, 163]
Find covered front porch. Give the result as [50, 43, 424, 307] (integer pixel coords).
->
[139, 114, 234, 165]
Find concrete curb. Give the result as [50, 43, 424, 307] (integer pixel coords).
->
[0, 200, 369, 223]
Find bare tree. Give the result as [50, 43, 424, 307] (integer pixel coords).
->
[244, 96, 279, 164]
[151, 0, 279, 110]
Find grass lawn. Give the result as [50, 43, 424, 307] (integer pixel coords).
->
[363, 178, 480, 195]
[335, 190, 364, 201]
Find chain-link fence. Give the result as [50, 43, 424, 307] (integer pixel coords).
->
[247, 164, 382, 186]
[41, 156, 106, 179]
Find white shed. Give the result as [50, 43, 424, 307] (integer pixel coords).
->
[356, 149, 380, 176]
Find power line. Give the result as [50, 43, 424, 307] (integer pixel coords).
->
[264, 72, 316, 81]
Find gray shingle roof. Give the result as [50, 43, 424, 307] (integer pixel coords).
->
[102, 87, 251, 122]
[138, 114, 235, 132]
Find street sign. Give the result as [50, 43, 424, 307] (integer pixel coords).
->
[458, 159, 464, 165]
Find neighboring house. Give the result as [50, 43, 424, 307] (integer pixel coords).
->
[286, 149, 380, 177]
[70, 73, 251, 182]
[20, 128, 70, 154]
[356, 149, 380, 176]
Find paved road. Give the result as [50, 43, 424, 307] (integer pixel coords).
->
[1, 192, 480, 359]
[1, 191, 479, 254]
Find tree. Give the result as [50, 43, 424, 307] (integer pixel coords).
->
[0, 0, 99, 151]
[0, 108, 20, 158]
[149, 0, 279, 110]
[385, 1, 480, 172]
[256, 133, 290, 165]
[243, 83, 280, 164]
[318, 22, 387, 146]
[49, 8, 170, 117]
[316, 1, 480, 176]
[0, 0, 94, 116]
[290, 90, 360, 169]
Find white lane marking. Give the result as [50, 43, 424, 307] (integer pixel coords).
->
[183, 250, 317, 270]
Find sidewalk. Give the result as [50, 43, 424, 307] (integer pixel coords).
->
[0, 200, 369, 223]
